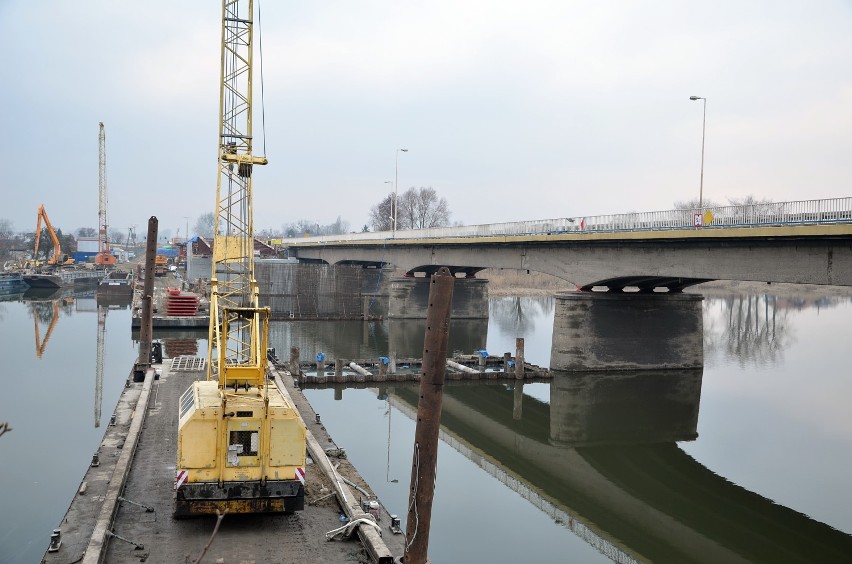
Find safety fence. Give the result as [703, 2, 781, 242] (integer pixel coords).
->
[282, 196, 852, 245]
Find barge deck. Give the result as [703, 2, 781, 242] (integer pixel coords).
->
[43, 353, 405, 563]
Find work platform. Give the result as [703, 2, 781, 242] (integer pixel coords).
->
[43, 357, 405, 563]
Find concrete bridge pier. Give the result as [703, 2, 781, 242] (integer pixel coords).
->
[387, 277, 488, 319]
[550, 292, 704, 371]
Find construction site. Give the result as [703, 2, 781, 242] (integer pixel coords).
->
[38, 0, 447, 561]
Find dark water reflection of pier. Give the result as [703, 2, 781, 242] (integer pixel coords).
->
[295, 291, 852, 562]
[385, 372, 852, 563]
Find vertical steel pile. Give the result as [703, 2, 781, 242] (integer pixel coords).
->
[404, 267, 454, 564]
[133, 216, 157, 380]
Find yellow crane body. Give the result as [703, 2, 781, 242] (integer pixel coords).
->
[174, 380, 306, 516]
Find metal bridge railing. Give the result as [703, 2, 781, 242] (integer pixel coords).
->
[281, 196, 852, 245]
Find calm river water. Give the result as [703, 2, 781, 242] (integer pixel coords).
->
[1, 285, 851, 562]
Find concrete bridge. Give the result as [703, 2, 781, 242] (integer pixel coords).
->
[275, 198, 852, 371]
[283, 197, 852, 291]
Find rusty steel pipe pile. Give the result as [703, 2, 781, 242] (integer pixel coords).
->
[405, 267, 455, 564]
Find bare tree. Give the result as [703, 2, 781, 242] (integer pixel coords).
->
[368, 193, 394, 232]
[370, 187, 451, 231]
[727, 195, 773, 207]
[727, 195, 778, 214]
[328, 216, 350, 235]
[673, 198, 721, 210]
[108, 228, 124, 245]
[195, 212, 216, 238]
[281, 216, 351, 237]
[0, 219, 14, 261]
[674, 194, 775, 211]
[0, 219, 13, 239]
[76, 227, 97, 238]
[405, 187, 450, 229]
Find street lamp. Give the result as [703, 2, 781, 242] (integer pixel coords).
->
[689, 96, 707, 210]
[383, 180, 393, 231]
[394, 148, 408, 237]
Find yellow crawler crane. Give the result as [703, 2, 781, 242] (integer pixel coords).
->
[174, 0, 306, 518]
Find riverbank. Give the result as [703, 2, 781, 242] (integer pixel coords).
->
[483, 269, 573, 296]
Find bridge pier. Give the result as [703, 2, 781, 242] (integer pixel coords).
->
[387, 277, 488, 319]
[550, 292, 704, 371]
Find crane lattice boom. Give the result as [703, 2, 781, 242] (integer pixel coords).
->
[96, 122, 116, 265]
[207, 0, 269, 387]
[175, 0, 306, 519]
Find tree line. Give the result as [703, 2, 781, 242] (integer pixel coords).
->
[189, 186, 455, 240]
[4, 190, 772, 264]
[0, 220, 137, 264]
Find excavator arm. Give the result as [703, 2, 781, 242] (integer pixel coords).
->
[34, 204, 63, 265]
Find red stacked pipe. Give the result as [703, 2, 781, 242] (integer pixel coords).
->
[166, 288, 200, 317]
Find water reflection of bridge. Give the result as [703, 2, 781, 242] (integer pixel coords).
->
[384, 373, 852, 563]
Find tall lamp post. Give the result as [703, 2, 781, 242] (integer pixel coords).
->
[183, 215, 190, 277]
[394, 148, 408, 237]
[383, 180, 393, 230]
[689, 96, 707, 210]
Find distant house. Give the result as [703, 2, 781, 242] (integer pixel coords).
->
[190, 236, 213, 256]
[73, 237, 99, 264]
[254, 238, 276, 257]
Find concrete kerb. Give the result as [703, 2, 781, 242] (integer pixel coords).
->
[82, 367, 155, 564]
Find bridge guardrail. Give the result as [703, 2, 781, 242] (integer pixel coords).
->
[281, 196, 852, 245]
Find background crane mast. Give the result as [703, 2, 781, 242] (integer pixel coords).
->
[96, 122, 116, 265]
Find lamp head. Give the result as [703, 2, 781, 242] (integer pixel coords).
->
[400, 148, 408, 152]
[689, 96, 703, 101]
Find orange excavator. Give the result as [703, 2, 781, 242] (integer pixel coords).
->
[33, 204, 74, 266]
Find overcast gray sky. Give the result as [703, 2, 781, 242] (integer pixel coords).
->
[1, 1, 850, 239]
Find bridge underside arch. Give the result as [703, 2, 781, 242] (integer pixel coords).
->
[296, 257, 330, 265]
[294, 259, 485, 278]
[334, 259, 390, 269]
[405, 265, 487, 278]
[301, 256, 712, 291]
[296, 258, 393, 270]
[581, 276, 714, 293]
